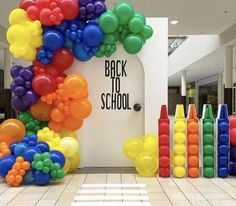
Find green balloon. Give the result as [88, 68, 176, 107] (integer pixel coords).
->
[43, 167, 50, 173]
[134, 12, 146, 24]
[56, 170, 65, 179]
[50, 170, 57, 178]
[42, 152, 50, 160]
[203, 134, 214, 144]
[95, 50, 104, 58]
[34, 153, 41, 161]
[32, 161, 36, 168]
[203, 145, 214, 156]
[43, 158, 52, 167]
[26, 130, 36, 136]
[26, 121, 35, 130]
[35, 161, 43, 170]
[203, 156, 214, 167]
[140, 25, 153, 40]
[129, 17, 145, 33]
[204, 167, 214, 178]
[203, 122, 214, 133]
[54, 163, 61, 170]
[99, 10, 118, 33]
[19, 112, 32, 124]
[103, 34, 116, 44]
[123, 34, 143, 54]
[114, 2, 134, 25]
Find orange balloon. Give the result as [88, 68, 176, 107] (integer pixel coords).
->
[70, 99, 92, 120]
[63, 115, 83, 131]
[50, 108, 65, 123]
[63, 74, 88, 99]
[48, 120, 63, 132]
[31, 100, 53, 121]
[0, 119, 26, 146]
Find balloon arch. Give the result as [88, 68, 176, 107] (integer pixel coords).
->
[0, 0, 153, 186]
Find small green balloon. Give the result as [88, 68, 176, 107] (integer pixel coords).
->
[42, 152, 51, 160]
[26, 121, 35, 130]
[50, 170, 57, 178]
[134, 12, 146, 24]
[103, 34, 116, 44]
[34, 153, 41, 161]
[129, 17, 145, 34]
[27, 130, 36, 136]
[43, 166, 50, 173]
[35, 161, 43, 170]
[114, 2, 134, 25]
[19, 112, 32, 124]
[140, 25, 153, 40]
[56, 170, 65, 179]
[54, 163, 61, 170]
[43, 158, 52, 167]
[123, 34, 143, 54]
[99, 10, 119, 33]
[33, 125, 41, 132]
[95, 50, 104, 58]
[32, 161, 36, 168]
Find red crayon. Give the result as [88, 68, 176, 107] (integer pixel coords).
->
[158, 105, 170, 177]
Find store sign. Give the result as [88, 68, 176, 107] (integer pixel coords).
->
[101, 60, 131, 110]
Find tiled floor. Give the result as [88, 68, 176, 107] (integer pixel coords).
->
[1, 174, 236, 205]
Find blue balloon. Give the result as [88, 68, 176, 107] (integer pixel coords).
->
[64, 37, 73, 49]
[36, 142, 50, 153]
[73, 43, 93, 61]
[14, 143, 28, 157]
[9, 142, 19, 153]
[34, 170, 51, 186]
[50, 150, 65, 167]
[0, 155, 16, 178]
[23, 147, 41, 162]
[82, 25, 104, 47]
[43, 30, 64, 51]
[23, 169, 34, 185]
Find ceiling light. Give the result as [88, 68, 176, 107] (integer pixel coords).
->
[170, 20, 178, 25]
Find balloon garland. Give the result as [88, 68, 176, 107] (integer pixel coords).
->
[0, 0, 153, 187]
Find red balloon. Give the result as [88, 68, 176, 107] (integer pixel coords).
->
[19, 0, 35, 10]
[32, 74, 56, 96]
[58, 0, 79, 20]
[35, 0, 50, 9]
[51, 49, 74, 70]
[39, 8, 54, 26]
[27, 5, 40, 20]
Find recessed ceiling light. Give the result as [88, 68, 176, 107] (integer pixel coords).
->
[170, 20, 178, 25]
[224, 10, 228, 13]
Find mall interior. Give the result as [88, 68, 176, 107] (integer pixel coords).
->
[0, 0, 236, 206]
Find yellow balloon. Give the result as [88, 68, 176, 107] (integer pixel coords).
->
[63, 158, 70, 174]
[123, 138, 144, 160]
[174, 121, 186, 132]
[60, 137, 79, 158]
[173, 166, 186, 178]
[143, 137, 157, 155]
[174, 132, 186, 144]
[6, 8, 42, 61]
[174, 144, 186, 155]
[59, 128, 77, 138]
[135, 152, 158, 177]
[173, 155, 185, 166]
[68, 152, 80, 172]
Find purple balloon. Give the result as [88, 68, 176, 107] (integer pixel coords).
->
[25, 81, 32, 89]
[86, 3, 95, 13]
[19, 69, 34, 81]
[10, 82, 17, 92]
[10, 66, 22, 78]
[80, 7, 86, 15]
[14, 86, 26, 96]
[14, 76, 25, 86]
[11, 96, 29, 112]
[94, 1, 106, 15]
[22, 90, 38, 105]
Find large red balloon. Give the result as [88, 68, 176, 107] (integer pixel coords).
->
[58, 0, 79, 20]
[19, 0, 35, 10]
[51, 49, 74, 70]
[32, 74, 56, 96]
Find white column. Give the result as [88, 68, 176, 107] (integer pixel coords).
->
[224, 46, 233, 88]
[4, 48, 12, 89]
[217, 72, 223, 104]
[181, 71, 186, 96]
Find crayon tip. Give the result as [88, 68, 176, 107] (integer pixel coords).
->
[175, 104, 185, 119]
[188, 104, 197, 119]
[160, 105, 169, 119]
[204, 104, 214, 120]
[219, 104, 228, 119]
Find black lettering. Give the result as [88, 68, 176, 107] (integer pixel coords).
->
[106, 93, 111, 110]
[105, 60, 110, 76]
[117, 93, 122, 110]
[122, 60, 127, 77]
[101, 93, 105, 109]
[115, 77, 121, 93]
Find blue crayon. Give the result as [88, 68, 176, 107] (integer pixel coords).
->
[217, 104, 230, 178]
